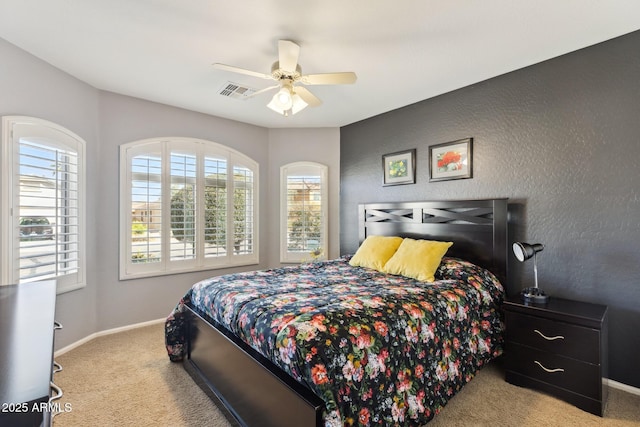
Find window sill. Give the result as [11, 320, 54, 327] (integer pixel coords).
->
[119, 259, 260, 281]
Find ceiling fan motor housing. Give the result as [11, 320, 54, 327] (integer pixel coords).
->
[271, 61, 302, 81]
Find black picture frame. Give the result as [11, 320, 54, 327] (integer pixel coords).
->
[382, 149, 416, 186]
[429, 138, 473, 182]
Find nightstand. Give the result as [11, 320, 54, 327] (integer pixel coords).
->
[503, 295, 608, 416]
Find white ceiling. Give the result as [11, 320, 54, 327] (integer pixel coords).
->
[1, 1, 639, 129]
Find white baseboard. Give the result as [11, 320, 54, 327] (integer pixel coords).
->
[606, 378, 640, 396]
[54, 318, 165, 357]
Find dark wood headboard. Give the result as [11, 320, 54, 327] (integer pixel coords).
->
[358, 199, 508, 284]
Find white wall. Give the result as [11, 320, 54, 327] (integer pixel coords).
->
[0, 37, 342, 349]
[95, 92, 271, 331]
[0, 38, 100, 347]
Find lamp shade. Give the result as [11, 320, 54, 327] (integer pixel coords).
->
[267, 87, 293, 112]
[513, 241, 548, 304]
[513, 242, 544, 262]
[290, 93, 308, 114]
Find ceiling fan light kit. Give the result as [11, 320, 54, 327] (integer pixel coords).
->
[267, 84, 308, 116]
[214, 40, 356, 117]
[274, 86, 294, 109]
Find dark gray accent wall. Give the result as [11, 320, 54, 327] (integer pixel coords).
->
[340, 31, 640, 387]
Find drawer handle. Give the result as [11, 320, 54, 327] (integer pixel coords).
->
[53, 361, 63, 373]
[533, 329, 564, 341]
[54, 321, 63, 330]
[534, 360, 565, 373]
[50, 382, 63, 419]
[50, 381, 63, 401]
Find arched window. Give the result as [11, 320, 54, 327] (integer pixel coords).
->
[280, 162, 328, 263]
[120, 137, 258, 279]
[1, 116, 86, 293]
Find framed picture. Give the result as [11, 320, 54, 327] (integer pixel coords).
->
[429, 138, 473, 182]
[382, 149, 416, 186]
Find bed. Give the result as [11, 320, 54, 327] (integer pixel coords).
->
[165, 198, 508, 427]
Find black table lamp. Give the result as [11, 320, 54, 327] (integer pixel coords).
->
[513, 242, 549, 304]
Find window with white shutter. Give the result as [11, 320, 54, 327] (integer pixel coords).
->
[280, 162, 328, 263]
[1, 116, 86, 293]
[120, 137, 258, 279]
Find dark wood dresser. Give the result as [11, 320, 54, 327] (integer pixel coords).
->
[0, 280, 60, 426]
[503, 295, 608, 416]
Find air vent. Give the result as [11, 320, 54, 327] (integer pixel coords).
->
[218, 82, 256, 100]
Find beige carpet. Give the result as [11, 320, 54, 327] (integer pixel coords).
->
[52, 323, 640, 427]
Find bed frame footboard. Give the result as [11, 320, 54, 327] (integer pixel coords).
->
[185, 306, 324, 427]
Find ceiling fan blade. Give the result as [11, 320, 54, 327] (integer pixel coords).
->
[244, 84, 279, 99]
[301, 72, 357, 85]
[213, 63, 272, 80]
[294, 86, 322, 107]
[278, 40, 300, 73]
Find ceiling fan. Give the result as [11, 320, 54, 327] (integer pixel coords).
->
[213, 40, 357, 116]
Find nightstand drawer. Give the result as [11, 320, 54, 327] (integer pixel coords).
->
[506, 343, 601, 399]
[505, 311, 600, 364]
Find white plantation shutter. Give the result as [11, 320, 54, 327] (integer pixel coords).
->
[280, 162, 328, 263]
[203, 155, 227, 258]
[232, 165, 255, 256]
[286, 176, 321, 250]
[130, 150, 162, 266]
[1, 116, 86, 293]
[169, 150, 197, 262]
[120, 138, 258, 280]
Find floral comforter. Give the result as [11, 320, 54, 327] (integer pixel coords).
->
[165, 256, 504, 427]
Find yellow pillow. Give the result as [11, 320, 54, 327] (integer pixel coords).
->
[383, 238, 453, 282]
[349, 235, 404, 271]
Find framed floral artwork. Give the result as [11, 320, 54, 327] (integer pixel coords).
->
[429, 138, 473, 182]
[382, 149, 416, 186]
